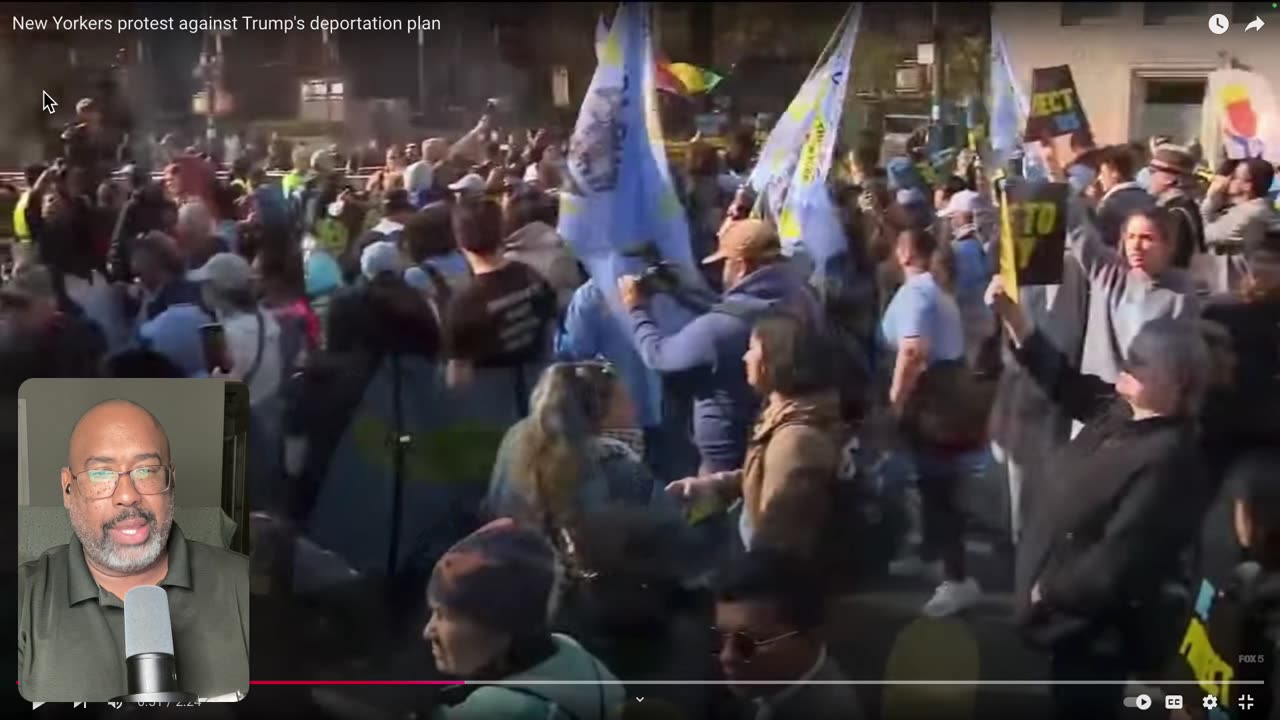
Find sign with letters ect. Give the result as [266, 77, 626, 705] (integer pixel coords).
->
[1024, 65, 1095, 170]
[998, 180, 1069, 304]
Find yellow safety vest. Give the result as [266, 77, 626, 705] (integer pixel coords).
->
[282, 171, 305, 197]
[313, 217, 348, 257]
[13, 190, 31, 243]
[916, 161, 938, 187]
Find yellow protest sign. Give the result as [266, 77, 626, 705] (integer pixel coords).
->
[998, 179, 1070, 305]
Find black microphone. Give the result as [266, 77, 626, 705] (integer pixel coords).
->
[111, 585, 199, 703]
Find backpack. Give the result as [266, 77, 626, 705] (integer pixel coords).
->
[900, 358, 994, 451]
[823, 432, 909, 590]
[416, 259, 454, 325]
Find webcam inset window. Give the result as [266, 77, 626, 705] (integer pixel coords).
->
[17, 379, 250, 704]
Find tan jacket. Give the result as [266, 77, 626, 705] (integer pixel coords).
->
[739, 391, 845, 556]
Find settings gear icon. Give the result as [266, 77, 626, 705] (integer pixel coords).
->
[1202, 695, 1219, 710]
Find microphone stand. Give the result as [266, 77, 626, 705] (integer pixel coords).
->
[111, 653, 200, 703]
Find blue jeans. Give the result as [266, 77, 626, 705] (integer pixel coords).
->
[910, 447, 988, 581]
[643, 424, 699, 484]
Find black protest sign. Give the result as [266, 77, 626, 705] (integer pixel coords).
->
[1157, 576, 1248, 712]
[1024, 66, 1094, 167]
[1000, 180, 1068, 287]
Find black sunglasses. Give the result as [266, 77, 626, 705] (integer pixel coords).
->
[711, 627, 799, 661]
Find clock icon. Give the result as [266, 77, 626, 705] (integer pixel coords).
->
[1209, 13, 1230, 34]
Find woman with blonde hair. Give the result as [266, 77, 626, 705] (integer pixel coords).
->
[487, 361, 700, 635]
[487, 361, 673, 530]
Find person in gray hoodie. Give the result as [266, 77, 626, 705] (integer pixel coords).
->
[502, 189, 584, 312]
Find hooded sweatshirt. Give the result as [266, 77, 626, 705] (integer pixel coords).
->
[436, 634, 624, 720]
[503, 221, 584, 311]
[629, 262, 821, 472]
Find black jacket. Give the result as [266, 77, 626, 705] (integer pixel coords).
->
[1201, 294, 1280, 464]
[1156, 189, 1205, 269]
[1160, 561, 1280, 719]
[1240, 566, 1280, 718]
[326, 276, 440, 358]
[108, 186, 177, 282]
[26, 191, 98, 280]
[1, 311, 106, 398]
[1012, 330, 1212, 664]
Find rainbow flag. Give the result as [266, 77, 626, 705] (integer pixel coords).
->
[599, 12, 721, 98]
[654, 55, 722, 97]
[662, 61, 723, 95]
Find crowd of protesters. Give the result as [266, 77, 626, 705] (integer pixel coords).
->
[3, 92, 1280, 720]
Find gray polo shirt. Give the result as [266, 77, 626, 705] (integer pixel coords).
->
[18, 524, 250, 702]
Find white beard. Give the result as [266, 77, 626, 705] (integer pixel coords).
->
[71, 496, 175, 575]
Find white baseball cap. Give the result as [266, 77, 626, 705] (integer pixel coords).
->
[188, 253, 253, 293]
[360, 240, 402, 280]
[448, 173, 487, 194]
[940, 189, 983, 217]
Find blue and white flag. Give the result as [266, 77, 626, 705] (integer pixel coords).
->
[775, 5, 861, 268]
[988, 29, 1046, 180]
[745, 5, 860, 273]
[559, 2, 701, 330]
[594, 13, 609, 61]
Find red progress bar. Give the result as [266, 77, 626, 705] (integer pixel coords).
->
[19, 680, 464, 686]
[247, 676, 463, 681]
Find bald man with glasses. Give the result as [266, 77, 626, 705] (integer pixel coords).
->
[18, 399, 249, 702]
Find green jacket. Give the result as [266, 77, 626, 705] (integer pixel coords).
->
[436, 634, 625, 720]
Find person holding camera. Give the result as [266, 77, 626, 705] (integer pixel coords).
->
[617, 219, 820, 475]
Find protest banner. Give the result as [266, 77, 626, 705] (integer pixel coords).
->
[998, 179, 1069, 304]
[1159, 575, 1247, 714]
[1024, 65, 1095, 173]
[1203, 69, 1280, 164]
[747, 4, 861, 274]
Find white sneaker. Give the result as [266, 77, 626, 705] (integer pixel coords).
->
[922, 578, 982, 618]
[888, 556, 944, 581]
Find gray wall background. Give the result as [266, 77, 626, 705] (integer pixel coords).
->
[19, 379, 226, 508]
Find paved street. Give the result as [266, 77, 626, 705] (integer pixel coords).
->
[829, 540, 1051, 720]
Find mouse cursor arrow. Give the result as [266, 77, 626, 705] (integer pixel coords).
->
[1245, 15, 1265, 31]
[42, 91, 58, 114]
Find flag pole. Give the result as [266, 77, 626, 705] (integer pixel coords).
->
[747, 3, 858, 222]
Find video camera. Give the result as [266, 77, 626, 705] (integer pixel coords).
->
[623, 243, 682, 295]
[621, 242, 717, 313]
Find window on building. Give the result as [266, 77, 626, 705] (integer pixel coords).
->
[1061, 2, 1125, 25]
[1232, 1, 1274, 23]
[1144, 2, 1210, 24]
[301, 79, 343, 101]
[1133, 76, 1207, 145]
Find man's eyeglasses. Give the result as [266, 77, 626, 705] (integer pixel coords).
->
[712, 628, 799, 661]
[68, 465, 173, 500]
